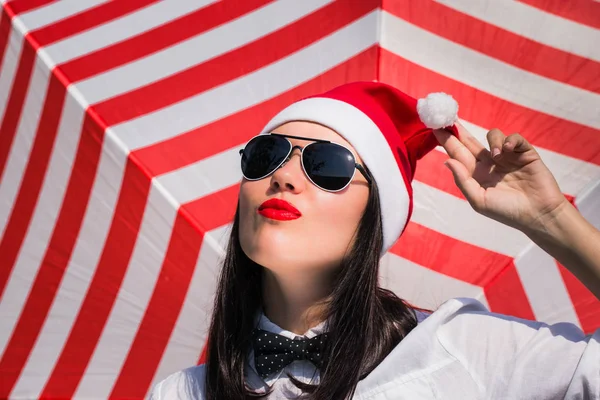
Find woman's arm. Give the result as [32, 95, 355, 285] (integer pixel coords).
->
[434, 124, 600, 299]
[525, 200, 600, 299]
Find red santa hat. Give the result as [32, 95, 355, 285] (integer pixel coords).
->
[261, 81, 459, 254]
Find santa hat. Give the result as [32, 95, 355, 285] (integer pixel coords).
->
[261, 81, 459, 254]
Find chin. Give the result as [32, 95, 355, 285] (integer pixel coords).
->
[242, 240, 342, 274]
[239, 224, 348, 271]
[242, 237, 302, 270]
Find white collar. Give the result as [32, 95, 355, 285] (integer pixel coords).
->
[257, 312, 328, 339]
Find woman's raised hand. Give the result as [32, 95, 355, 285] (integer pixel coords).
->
[434, 123, 569, 236]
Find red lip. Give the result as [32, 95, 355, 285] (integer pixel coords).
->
[258, 198, 302, 221]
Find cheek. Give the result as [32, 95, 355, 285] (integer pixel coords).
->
[311, 189, 367, 245]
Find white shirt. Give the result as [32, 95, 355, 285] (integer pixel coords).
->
[149, 298, 600, 399]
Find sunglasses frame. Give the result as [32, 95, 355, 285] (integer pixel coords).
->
[239, 133, 372, 192]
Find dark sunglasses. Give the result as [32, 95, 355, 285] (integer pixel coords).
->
[239, 133, 371, 192]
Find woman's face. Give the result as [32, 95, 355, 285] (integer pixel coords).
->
[238, 121, 370, 274]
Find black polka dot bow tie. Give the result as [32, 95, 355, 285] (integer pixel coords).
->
[252, 329, 328, 379]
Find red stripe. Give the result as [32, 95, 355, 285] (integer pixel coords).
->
[133, 47, 379, 176]
[59, 0, 274, 83]
[0, 0, 157, 83]
[391, 220, 535, 320]
[413, 150, 465, 200]
[384, 0, 600, 94]
[0, 72, 63, 301]
[110, 185, 240, 398]
[31, 0, 160, 47]
[517, 0, 600, 30]
[0, 75, 66, 397]
[39, 158, 150, 398]
[379, 49, 600, 165]
[182, 185, 240, 236]
[0, 44, 34, 184]
[0, 11, 12, 72]
[390, 222, 513, 286]
[93, 0, 378, 127]
[484, 262, 537, 320]
[197, 345, 207, 365]
[557, 262, 600, 334]
[3, 0, 55, 15]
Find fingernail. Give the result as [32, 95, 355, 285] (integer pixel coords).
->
[492, 148, 501, 158]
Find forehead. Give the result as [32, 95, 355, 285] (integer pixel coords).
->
[271, 121, 363, 162]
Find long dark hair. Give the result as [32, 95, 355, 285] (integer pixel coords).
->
[205, 177, 418, 399]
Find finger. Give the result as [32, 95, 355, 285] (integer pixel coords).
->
[502, 133, 534, 154]
[486, 128, 506, 159]
[456, 121, 493, 162]
[444, 159, 485, 210]
[434, 129, 477, 173]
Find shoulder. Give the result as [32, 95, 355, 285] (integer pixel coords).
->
[433, 297, 589, 350]
[357, 297, 597, 398]
[149, 364, 206, 400]
[430, 297, 596, 397]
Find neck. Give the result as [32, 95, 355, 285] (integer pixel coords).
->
[261, 268, 335, 334]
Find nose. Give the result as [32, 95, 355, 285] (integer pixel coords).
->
[269, 149, 306, 194]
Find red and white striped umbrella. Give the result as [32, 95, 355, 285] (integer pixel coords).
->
[0, 0, 598, 398]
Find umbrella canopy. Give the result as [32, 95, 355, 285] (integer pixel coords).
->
[0, 0, 598, 398]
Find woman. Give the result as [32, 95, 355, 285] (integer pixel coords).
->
[150, 82, 600, 399]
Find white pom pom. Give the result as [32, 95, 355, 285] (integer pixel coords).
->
[416, 92, 458, 129]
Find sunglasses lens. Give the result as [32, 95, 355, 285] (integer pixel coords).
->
[241, 135, 290, 180]
[303, 143, 356, 191]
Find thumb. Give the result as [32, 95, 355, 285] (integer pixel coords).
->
[444, 159, 484, 209]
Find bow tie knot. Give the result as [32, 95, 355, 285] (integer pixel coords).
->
[252, 329, 328, 379]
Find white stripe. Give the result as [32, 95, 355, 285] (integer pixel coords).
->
[43, 0, 218, 68]
[381, 11, 600, 130]
[435, 0, 600, 62]
[15, 0, 109, 33]
[411, 181, 531, 257]
[7, 116, 128, 397]
[74, 0, 334, 105]
[380, 252, 488, 312]
[74, 183, 178, 399]
[449, 120, 600, 197]
[0, 57, 49, 239]
[514, 243, 581, 327]
[8, 95, 85, 398]
[148, 224, 228, 394]
[107, 10, 379, 150]
[206, 223, 233, 252]
[0, 26, 23, 126]
[576, 178, 600, 230]
[157, 146, 241, 204]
